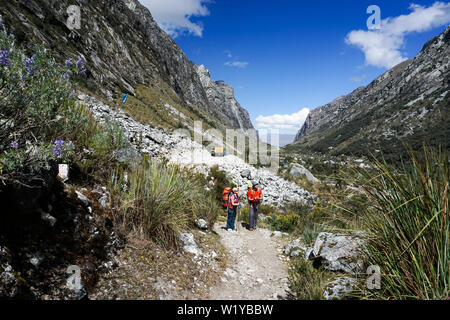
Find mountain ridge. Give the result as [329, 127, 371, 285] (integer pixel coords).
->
[289, 26, 450, 159]
[0, 0, 254, 132]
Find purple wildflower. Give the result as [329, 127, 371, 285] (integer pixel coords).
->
[25, 56, 36, 76]
[10, 141, 19, 149]
[21, 74, 28, 86]
[65, 58, 74, 67]
[53, 140, 65, 158]
[76, 58, 87, 77]
[0, 49, 10, 66]
[25, 56, 34, 70]
[76, 58, 83, 69]
[62, 71, 71, 82]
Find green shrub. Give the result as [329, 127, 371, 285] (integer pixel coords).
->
[302, 223, 326, 246]
[357, 146, 449, 299]
[110, 160, 220, 247]
[0, 26, 88, 178]
[288, 257, 328, 300]
[267, 213, 300, 233]
[238, 206, 250, 222]
[258, 204, 279, 215]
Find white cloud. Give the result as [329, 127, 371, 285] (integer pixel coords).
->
[346, 2, 450, 68]
[224, 61, 249, 68]
[140, 0, 210, 37]
[256, 108, 310, 132]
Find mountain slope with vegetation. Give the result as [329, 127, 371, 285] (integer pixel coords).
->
[0, 0, 254, 133]
[1, 0, 448, 302]
[288, 26, 450, 161]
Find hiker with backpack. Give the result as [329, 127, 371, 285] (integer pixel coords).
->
[247, 181, 263, 231]
[224, 188, 239, 231]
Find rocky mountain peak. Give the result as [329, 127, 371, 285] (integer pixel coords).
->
[195, 65, 253, 132]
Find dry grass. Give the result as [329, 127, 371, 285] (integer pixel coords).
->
[91, 230, 227, 300]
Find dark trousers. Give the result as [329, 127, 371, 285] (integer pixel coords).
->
[250, 206, 259, 228]
[226, 207, 236, 230]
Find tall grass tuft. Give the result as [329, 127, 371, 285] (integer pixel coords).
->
[358, 146, 449, 299]
[288, 257, 328, 300]
[110, 160, 220, 247]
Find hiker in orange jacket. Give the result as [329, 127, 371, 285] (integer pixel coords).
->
[248, 181, 263, 231]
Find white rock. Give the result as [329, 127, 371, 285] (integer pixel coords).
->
[39, 209, 57, 227]
[58, 164, 69, 182]
[178, 232, 202, 256]
[75, 190, 89, 206]
[313, 232, 365, 274]
[98, 195, 109, 208]
[196, 218, 208, 230]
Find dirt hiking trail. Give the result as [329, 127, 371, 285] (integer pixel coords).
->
[209, 223, 291, 300]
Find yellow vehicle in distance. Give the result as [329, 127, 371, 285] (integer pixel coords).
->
[211, 147, 225, 157]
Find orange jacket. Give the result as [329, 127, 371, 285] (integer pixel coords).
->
[247, 188, 262, 206]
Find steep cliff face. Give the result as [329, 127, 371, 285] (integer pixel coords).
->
[290, 27, 450, 159]
[294, 86, 366, 141]
[196, 65, 253, 132]
[0, 0, 254, 131]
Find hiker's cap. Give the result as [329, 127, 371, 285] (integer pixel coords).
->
[232, 187, 238, 192]
[252, 180, 259, 186]
[247, 182, 253, 189]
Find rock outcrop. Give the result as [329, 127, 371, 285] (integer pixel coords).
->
[289, 164, 320, 183]
[312, 232, 365, 274]
[196, 65, 254, 132]
[290, 26, 450, 159]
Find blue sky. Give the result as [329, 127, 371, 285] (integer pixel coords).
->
[141, 0, 450, 133]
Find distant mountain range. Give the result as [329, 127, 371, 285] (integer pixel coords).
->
[286, 26, 449, 161]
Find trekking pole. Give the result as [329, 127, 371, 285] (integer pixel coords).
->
[236, 204, 240, 231]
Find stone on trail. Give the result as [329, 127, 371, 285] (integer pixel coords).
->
[283, 239, 306, 256]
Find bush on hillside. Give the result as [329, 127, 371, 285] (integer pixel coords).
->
[0, 26, 85, 178]
[110, 160, 221, 247]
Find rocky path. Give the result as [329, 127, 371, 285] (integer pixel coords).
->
[209, 223, 290, 300]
